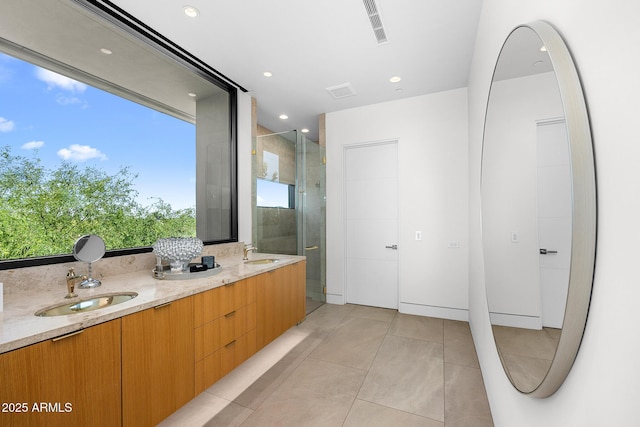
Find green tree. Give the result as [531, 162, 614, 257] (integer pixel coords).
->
[0, 146, 195, 260]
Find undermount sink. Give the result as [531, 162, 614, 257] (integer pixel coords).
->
[35, 292, 138, 317]
[244, 258, 279, 265]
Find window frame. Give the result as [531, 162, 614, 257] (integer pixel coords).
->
[0, 0, 243, 270]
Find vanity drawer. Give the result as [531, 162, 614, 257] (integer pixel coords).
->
[219, 276, 257, 314]
[194, 317, 221, 362]
[220, 301, 256, 345]
[219, 329, 257, 378]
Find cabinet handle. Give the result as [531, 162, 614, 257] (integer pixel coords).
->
[154, 302, 172, 309]
[52, 330, 83, 342]
[225, 339, 236, 348]
[224, 310, 236, 318]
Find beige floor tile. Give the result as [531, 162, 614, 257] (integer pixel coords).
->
[164, 303, 494, 426]
[389, 313, 444, 343]
[308, 316, 389, 370]
[202, 401, 253, 427]
[444, 329, 480, 368]
[343, 399, 444, 427]
[445, 413, 495, 427]
[233, 335, 322, 409]
[544, 327, 561, 342]
[158, 392, 233, 427]
[295, 303, 355, 339]
[241, 358, 366, 427]
[500, 353, 552, 393]
[347, 304, 397, 322]
[491, 325, 558, 360]
[444, 363, 493, 426]
[358, 334, 445, 421]
[444, 319, 472, 337]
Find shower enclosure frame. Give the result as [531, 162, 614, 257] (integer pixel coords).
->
[252, 130, 326, 314]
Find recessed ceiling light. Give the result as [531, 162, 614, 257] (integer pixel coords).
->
[183, 6, 199, 18]
[279, 114, 288, 120]
[301, 128, 309, 133]
[389, 76, 402, 83]
[188, 92, 197, 97]
[540, 45, 547, 52]
[263, 71, 273, 77]
[100, 48, 112, 55]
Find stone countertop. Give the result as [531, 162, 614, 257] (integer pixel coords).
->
[0, 253, 304, 354]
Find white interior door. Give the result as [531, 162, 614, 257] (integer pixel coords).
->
[537, 119, 571, 328]
[344, 141, 399, 309]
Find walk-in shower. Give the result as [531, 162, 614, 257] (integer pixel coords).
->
[252, 130, 326, 314]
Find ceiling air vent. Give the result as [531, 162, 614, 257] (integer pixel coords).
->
[326, 83, 356, 99]
[362, 0, 388, 44]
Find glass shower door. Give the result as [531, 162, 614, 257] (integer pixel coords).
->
[297, 133, 326, 313]
[252, 130, 326, 314]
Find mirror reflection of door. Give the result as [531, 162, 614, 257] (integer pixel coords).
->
[536, 119, 571, 328]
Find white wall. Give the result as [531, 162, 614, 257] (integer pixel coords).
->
[326, 89, 469, 319]
[468, 1, 640, 425]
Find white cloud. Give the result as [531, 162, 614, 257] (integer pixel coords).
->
[56, 94, 87, 108]
[57, 144, 107, 162]
[35, 68, 87, 93]
[21, 141, 44, 150]
[0, 117, 15, 132]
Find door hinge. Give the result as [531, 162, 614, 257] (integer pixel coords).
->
[323, 286, 327, 295]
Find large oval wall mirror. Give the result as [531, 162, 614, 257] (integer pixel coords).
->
[481, 21, 596, 397]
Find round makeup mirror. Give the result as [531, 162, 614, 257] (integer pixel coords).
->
[481, 21, 596, 397]
[73, 234, 106, 288]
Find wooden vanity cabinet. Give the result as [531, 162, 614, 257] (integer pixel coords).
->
[194, 276, 257, 394]
[0, 319, 122, 427]
[193, 261, 305, 393]
[0, 259, 305, 427]
[121, 296, 194, 427]
[257, 261, 306, 350]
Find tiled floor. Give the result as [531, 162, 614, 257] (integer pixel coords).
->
[492, 325, 561, 392]
[160, 303, 494, 427]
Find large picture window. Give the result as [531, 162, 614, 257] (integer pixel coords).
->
[0, 0, 238, 269]
[0, 53, 197, 261]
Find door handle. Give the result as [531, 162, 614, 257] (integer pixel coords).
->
[385, 245, 398, 250]
[539, 248, 558, 255]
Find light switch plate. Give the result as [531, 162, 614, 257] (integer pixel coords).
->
[415, 231, 422, 241]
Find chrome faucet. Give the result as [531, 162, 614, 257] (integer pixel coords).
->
[243, 244, 257, 260]
[65, 267, 86, 299]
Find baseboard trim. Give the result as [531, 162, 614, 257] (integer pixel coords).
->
[489, 312, 542, 329]
[326, 294, 345, 305]
[399, 302, 469, 321]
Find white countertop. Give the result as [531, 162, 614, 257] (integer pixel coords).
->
[0, 253, 304, 354]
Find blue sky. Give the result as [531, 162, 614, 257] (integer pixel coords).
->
[0, 52, 196, 210]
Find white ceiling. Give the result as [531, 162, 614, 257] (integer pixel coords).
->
[109, 0, 484, 141]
